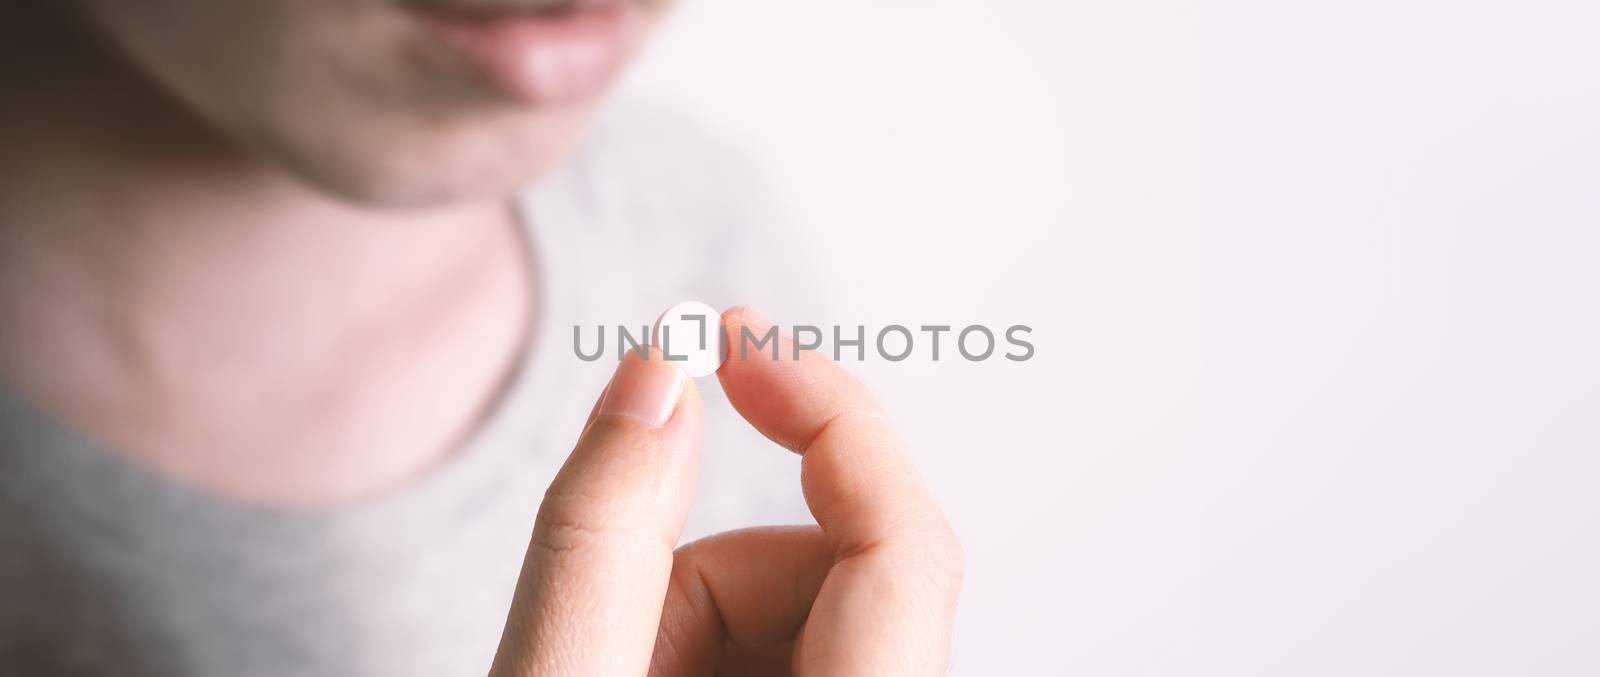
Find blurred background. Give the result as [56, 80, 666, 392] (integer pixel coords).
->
[623, 0, 1599, 674]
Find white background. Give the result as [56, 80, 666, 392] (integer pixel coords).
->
[623, 1, 1600, 673]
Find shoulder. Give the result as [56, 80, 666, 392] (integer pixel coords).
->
[584, 99, 769, 187]
[545, 99, 778, 227]
[527, 98, 831, 321]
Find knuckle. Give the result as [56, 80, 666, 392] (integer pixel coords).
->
[923, 527, 966, 584]
[530, 500, 662, 558]
[882, 522, 965, 590]
[530, 511, 609, 556]
[803, 408, 897, 456]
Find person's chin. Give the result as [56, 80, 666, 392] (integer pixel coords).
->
[270, 116, 596, 209]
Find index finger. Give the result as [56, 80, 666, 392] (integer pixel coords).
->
[717, 307, 956, 558]
[716, 307, 963, 675]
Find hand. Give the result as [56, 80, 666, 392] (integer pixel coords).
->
[487, 307, 963, 676]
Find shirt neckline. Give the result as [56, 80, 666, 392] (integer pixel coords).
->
[0, 178, 582, 542]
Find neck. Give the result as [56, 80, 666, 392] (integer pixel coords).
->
[0, 4, 535, 503]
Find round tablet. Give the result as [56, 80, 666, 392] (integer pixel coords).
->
[652, 301, 726, 378]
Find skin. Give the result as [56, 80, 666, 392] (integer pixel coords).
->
[491, 310, 963, 675]
[0, 1, 962, 673]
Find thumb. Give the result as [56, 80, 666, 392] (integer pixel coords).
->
[490, 348, 702, 677]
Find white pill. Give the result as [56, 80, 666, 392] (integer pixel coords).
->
[652, 301, 726, 378]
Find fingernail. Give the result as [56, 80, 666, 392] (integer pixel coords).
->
[598, 350, 687, 428]
[725, 307, 781, 363]
[736, 306, 775, 334]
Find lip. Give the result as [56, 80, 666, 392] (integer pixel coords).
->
[417, 1, 644, 107]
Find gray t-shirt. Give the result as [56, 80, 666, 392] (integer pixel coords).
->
[0, 103, 822, 676]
